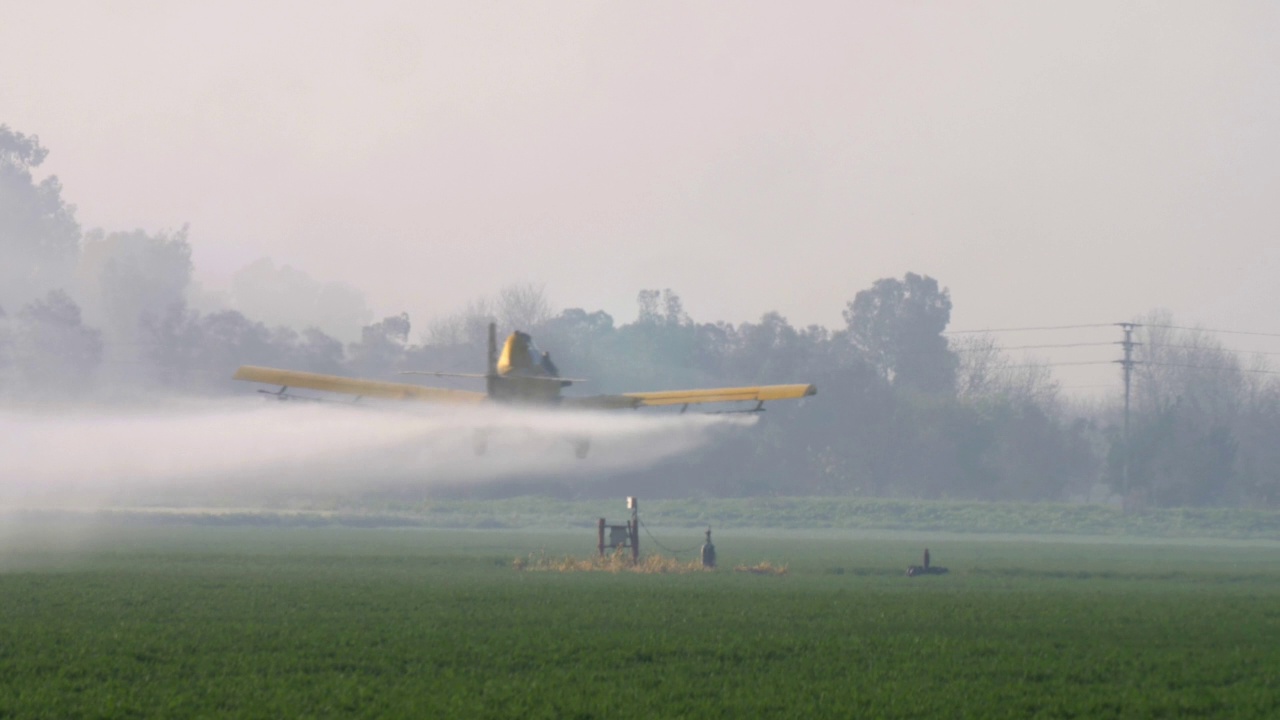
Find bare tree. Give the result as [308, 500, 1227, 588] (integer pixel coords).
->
[423, 283, 553, 348]
[497, 282, 553, 332]
[954, 334, 1058, 405]
[1134, 312, 1245, 424]
[423, 297, 495, 347]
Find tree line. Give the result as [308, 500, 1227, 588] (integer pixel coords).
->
[3, 124, 1277, 507]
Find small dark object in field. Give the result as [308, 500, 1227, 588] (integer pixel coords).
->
[906, 565, 948, 577]
[701, 528, 716, 569]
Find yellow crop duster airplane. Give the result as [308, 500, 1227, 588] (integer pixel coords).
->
[233, 323, 816, 457]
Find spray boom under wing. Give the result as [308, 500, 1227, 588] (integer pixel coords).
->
[398, 371, 491, 380]
[399, 370, 589, 383]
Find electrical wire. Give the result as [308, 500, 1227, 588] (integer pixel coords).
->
[1143, 324, 1280, 340]
[1147, 343, 1280, 357]
[948, 322, 1280, 343]
[638, 518, 704, 555]
[944, 323, 1116, 335]
[1002, 360, 1117, 369]
[1141, 361, 1280, 376]
[952, 341, 1117, 352]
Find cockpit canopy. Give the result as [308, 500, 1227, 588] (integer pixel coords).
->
[498, 331, 559, 378]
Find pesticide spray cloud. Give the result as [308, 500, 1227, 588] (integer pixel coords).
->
[0, 399, 755, 508]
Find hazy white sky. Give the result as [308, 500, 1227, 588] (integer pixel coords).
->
[3, 1, 1278, 378]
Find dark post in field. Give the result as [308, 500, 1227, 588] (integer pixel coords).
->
[628, 496, 640, 564]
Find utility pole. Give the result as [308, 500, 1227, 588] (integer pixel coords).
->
[1114, 323, 1140, 499]
[627, 496, 639, 564]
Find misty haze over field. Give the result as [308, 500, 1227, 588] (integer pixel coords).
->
[2, 3, 1279, 510]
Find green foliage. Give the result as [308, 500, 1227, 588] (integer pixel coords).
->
[229, 258, 373, 343]
[2, 527, 1280, 718]
[10, 290, 103, 396]
[844, 272, 957, 394]
[0, 125, 81, 311]
[347, 312, 412, 377]
[77, 227, 193, 335]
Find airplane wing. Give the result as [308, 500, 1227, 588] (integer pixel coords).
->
[562, 383, 817, 411]
[233, 366, 487, 404]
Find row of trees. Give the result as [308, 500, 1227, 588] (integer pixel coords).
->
[3, 123, 1277, 506]
[1122, 318, 1280, 507]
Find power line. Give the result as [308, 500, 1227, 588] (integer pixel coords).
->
[1143, 324, 1280, 340]
[637, 518, 702, 555]
[948, 322, 1280, 342]
[1003, 360, 1117, 369]
[953, 341, 1117, 352]
[1147, 343, 1280, 357]
[1142, 361, 1280, 376]
[945, 323, 1115, 335]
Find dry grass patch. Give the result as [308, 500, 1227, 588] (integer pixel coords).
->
[734, 561, 788, 576]
[514, 549, 710, 574]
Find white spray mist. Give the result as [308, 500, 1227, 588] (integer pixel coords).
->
[0, 399, 756, 509]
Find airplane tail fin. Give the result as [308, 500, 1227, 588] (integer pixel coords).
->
[486, 322, 498, 392]
[486, 322, 498, 396]
[487, 322, 498, 374]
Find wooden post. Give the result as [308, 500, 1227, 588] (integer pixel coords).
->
[597, 518, 606, 557]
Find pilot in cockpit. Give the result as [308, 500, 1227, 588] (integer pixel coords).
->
[526, 339, 559, 377]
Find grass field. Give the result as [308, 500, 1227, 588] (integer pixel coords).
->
[2, 523, 1279, 718]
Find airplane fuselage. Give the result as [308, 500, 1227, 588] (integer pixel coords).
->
[486, 327, 571, 404]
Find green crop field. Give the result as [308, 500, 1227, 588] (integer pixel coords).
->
[2, 523, 1279, 718]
